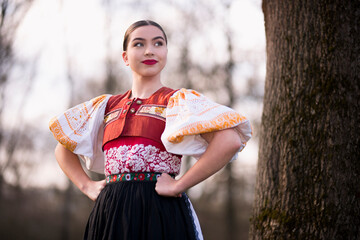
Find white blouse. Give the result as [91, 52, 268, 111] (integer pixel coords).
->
[49, 89, 252, 174]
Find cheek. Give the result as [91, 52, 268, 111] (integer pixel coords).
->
[126, 53, 138, 64]
[160, 49, 168, 60]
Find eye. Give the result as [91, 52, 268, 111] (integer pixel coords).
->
[134, 42, 143, 47]
[154, 41, 164, 47]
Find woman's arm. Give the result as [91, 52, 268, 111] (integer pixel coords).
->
[55, 143, 106, 201]
[155, 128, 242, 197]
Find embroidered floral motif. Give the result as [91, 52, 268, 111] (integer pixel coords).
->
[136, 105, 167, 121]
[106, 172, 162, 183]
[104, 144, 181, 176]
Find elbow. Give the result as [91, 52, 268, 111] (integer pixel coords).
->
[54, 143, 62, 157]
[54, 143, 63, 164]
[226, 128, 244, 153]
[210, 129, 244, 157]
[230, 136, 243, 153]
[220, 129, 243, 153]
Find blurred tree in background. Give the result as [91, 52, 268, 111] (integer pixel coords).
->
[0, 0, 265, 239]
[0, 0, 36, 198]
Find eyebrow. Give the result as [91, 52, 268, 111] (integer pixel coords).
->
[131, 36, 165, 42]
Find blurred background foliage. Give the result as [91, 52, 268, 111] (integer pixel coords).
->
[0, 0, 265, 239]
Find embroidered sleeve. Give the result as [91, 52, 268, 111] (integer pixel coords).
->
[49, 94, 111, 173]
[161, 88, 252, 160]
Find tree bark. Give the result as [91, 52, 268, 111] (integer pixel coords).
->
[250, 1, 360, 239]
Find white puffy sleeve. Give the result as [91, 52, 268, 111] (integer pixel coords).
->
[161, 89, 252, 160]
[49, 95, 111, 174]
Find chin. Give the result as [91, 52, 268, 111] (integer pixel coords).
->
[141, 69, 164, 78]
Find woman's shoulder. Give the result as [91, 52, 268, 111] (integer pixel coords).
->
[170, 88, 201, 98]
[156, 86, 178, 96]
[164, 87, 203, 100]
[106, 90, 131, 109]
[147, 86, 178, 103]
[167, 88, 204, 107]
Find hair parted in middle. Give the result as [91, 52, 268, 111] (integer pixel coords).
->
[122, 20, 168, 51]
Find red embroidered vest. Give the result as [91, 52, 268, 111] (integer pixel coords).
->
[102, 87, 177, 148]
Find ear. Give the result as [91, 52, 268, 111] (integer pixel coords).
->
[122, 51, 129, 66]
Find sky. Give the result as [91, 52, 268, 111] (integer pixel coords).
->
[5, 0, 266, 189]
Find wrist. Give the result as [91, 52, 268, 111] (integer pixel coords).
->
[79, 179, 94, 195]
[174, 178, 186, 194]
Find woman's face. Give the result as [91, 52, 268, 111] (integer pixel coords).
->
[122, 25, 168, 79]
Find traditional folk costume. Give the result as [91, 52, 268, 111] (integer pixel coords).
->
[49, 87, 252, 240]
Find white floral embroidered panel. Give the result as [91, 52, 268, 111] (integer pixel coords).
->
[104, 144, 182, 176]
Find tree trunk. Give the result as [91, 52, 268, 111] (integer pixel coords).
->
[250, 1, 360, 239]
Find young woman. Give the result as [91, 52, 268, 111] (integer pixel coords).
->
[49, 20, 252, 240]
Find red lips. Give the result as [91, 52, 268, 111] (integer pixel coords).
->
[142, 59, 158, 65]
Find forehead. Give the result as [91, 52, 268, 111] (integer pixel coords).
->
[129, 25, 165, 41]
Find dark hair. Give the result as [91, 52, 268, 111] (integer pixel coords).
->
[123, 20, 168, 51]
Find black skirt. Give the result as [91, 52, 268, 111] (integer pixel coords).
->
[84, 181, 203, 240]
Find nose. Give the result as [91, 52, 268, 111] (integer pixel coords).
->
[144, 45, 154, 56]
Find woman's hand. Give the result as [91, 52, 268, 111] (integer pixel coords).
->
[55, 143, 106, 201]
[82, 179, 106, 201]
[155, 173, 182, 197]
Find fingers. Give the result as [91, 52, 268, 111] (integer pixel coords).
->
[157, 173, 170, 180]
[88, 180, 106, 202]
[155, 173, 182, 198]
[99, 179, 106, 188]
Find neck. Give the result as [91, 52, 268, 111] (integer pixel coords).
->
[131, 74, 164, 99]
